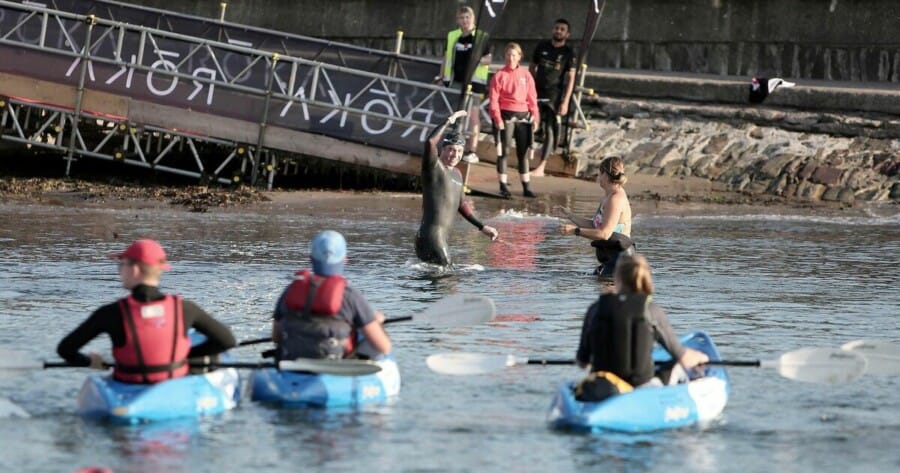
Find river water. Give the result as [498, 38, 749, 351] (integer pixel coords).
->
[0, 193, 897, 473]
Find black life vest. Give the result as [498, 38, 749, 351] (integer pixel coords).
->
[278, 270, 352, 360]
[584, 293, 656, 386]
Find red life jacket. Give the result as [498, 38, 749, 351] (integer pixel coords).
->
[279, 270, 353, 359]
[112, 294, 191, 384]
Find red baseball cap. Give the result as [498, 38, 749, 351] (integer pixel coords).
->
[109, 239, 172, 270]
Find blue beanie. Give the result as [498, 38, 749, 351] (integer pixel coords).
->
[310, 230, 346, 276]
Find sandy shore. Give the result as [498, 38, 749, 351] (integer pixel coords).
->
[1, 168, 889, 219]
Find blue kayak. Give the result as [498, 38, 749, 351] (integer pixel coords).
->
[248, 356, 401, 408]
[77, 367, 240, 423]
[76, 332, 241, 424]
[547, 331, 730, 433]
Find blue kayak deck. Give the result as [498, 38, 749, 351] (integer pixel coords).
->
[547, 331, 730, 433]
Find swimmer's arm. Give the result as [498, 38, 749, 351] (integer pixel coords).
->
[458, 199, 485, 230]
[459, 200, 498, 240]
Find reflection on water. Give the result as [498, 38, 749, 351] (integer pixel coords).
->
[0, 199, 898, 472]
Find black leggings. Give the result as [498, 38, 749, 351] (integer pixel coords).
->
[495, 110, 533, 175]
[538, 101, 560, 162]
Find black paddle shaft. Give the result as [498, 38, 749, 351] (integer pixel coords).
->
[706, 360, 762, 367]
[238, 315, 413, 348]
[526, 359, 575, 366]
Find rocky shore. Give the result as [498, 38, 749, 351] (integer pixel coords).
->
[0, 177, 270, 211]
[574, 96, 900, 203]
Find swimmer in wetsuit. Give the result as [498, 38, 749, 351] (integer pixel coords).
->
[416, 110, 499, 266]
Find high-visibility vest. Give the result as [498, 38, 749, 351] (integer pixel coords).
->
[443, 28, 490, 85]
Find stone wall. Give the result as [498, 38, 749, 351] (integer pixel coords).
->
[575, 97, 900, 202]
[129, 0, 900, 82]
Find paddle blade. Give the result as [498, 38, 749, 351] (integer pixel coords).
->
[767, 347, 867, 384]
[842, 340, 900, 376]
[426, 352, 513, 375]
[415, 294, 496, 327]
[0, 348, 44, 376]
[277, 358, 382, 376]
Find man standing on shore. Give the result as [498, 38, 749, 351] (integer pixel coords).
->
[416, 110, 498, 266]
[529, 18, 577, 177]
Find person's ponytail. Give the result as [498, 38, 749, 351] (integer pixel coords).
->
[614, 254, 654, 295]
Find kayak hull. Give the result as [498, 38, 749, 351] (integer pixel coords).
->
[547, 331, 730, 433]
[77, 367, 241, 424]
[248, 357, 401, 408]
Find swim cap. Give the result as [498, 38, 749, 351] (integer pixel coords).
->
[441, 132, 465, 148]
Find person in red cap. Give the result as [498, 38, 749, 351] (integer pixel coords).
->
[271, 230, 392, 360]
[57, 239, 237, 384]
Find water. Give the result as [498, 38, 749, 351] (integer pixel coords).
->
[0, 195, 898, 473]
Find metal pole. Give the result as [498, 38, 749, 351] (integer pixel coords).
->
[251, 53, 279, 187]
[219, 3, 227, 22]
[65, 14, 97, 176]
[394, 30, 403, 54]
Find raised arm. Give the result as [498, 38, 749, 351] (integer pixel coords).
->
[424, 110, 468, 171]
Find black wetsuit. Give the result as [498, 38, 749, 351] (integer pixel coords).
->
[57, 285, 237, 366]
[531, 40, 575, 161]
[416, 120, 486, 265]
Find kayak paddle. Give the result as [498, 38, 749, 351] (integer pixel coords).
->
[425, 346, 868, 384]
[238, 293, 496, 347]
[841, 340, 900, 376]
[0, 348, 381, 376]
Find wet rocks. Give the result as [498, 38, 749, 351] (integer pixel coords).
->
[0, 177, 270, 209]
[575, 96, 900, 202]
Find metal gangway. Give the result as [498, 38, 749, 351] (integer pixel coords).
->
[0, 0, 590, 188]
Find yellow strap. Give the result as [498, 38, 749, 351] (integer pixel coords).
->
[594, 370, 634, 393]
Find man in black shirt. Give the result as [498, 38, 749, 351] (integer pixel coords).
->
[57, 239, 236, 383]
[529, 18, 576, 177]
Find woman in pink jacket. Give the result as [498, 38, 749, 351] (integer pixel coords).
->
[489, 42, 540, 198]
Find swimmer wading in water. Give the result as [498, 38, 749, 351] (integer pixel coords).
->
[416, 110, 498, 266]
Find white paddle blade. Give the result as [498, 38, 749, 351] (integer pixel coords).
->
[416, 294, 496, 327]
[842, 340, 900, 376]
[426, 353, 513, 375]
[0, 348, 44, 377]
[769, 347, 867, 384]
[277, 358, 382, 376]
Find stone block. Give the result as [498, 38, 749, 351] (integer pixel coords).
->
[838, 187, 856, 204]
[822, 186, 842, 202]
[800, 183, 827, 200]
[626, 142, 665, 166]
[798, 161, 817, 180]
[811, 166, 844, 186]
[759, 153, 797, 178]
[651, 145, 682, 168]
[701, 133, 729, 155]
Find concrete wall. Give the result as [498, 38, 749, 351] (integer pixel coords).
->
[128, 0, 900, 82]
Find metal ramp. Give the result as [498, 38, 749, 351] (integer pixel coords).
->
[0, 0, 463, 187]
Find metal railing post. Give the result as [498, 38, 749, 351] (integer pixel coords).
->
[251, 52, 279, 187]
[65, 14, 97, 176]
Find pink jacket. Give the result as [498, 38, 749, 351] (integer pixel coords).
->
[488, 65, 539, 126]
